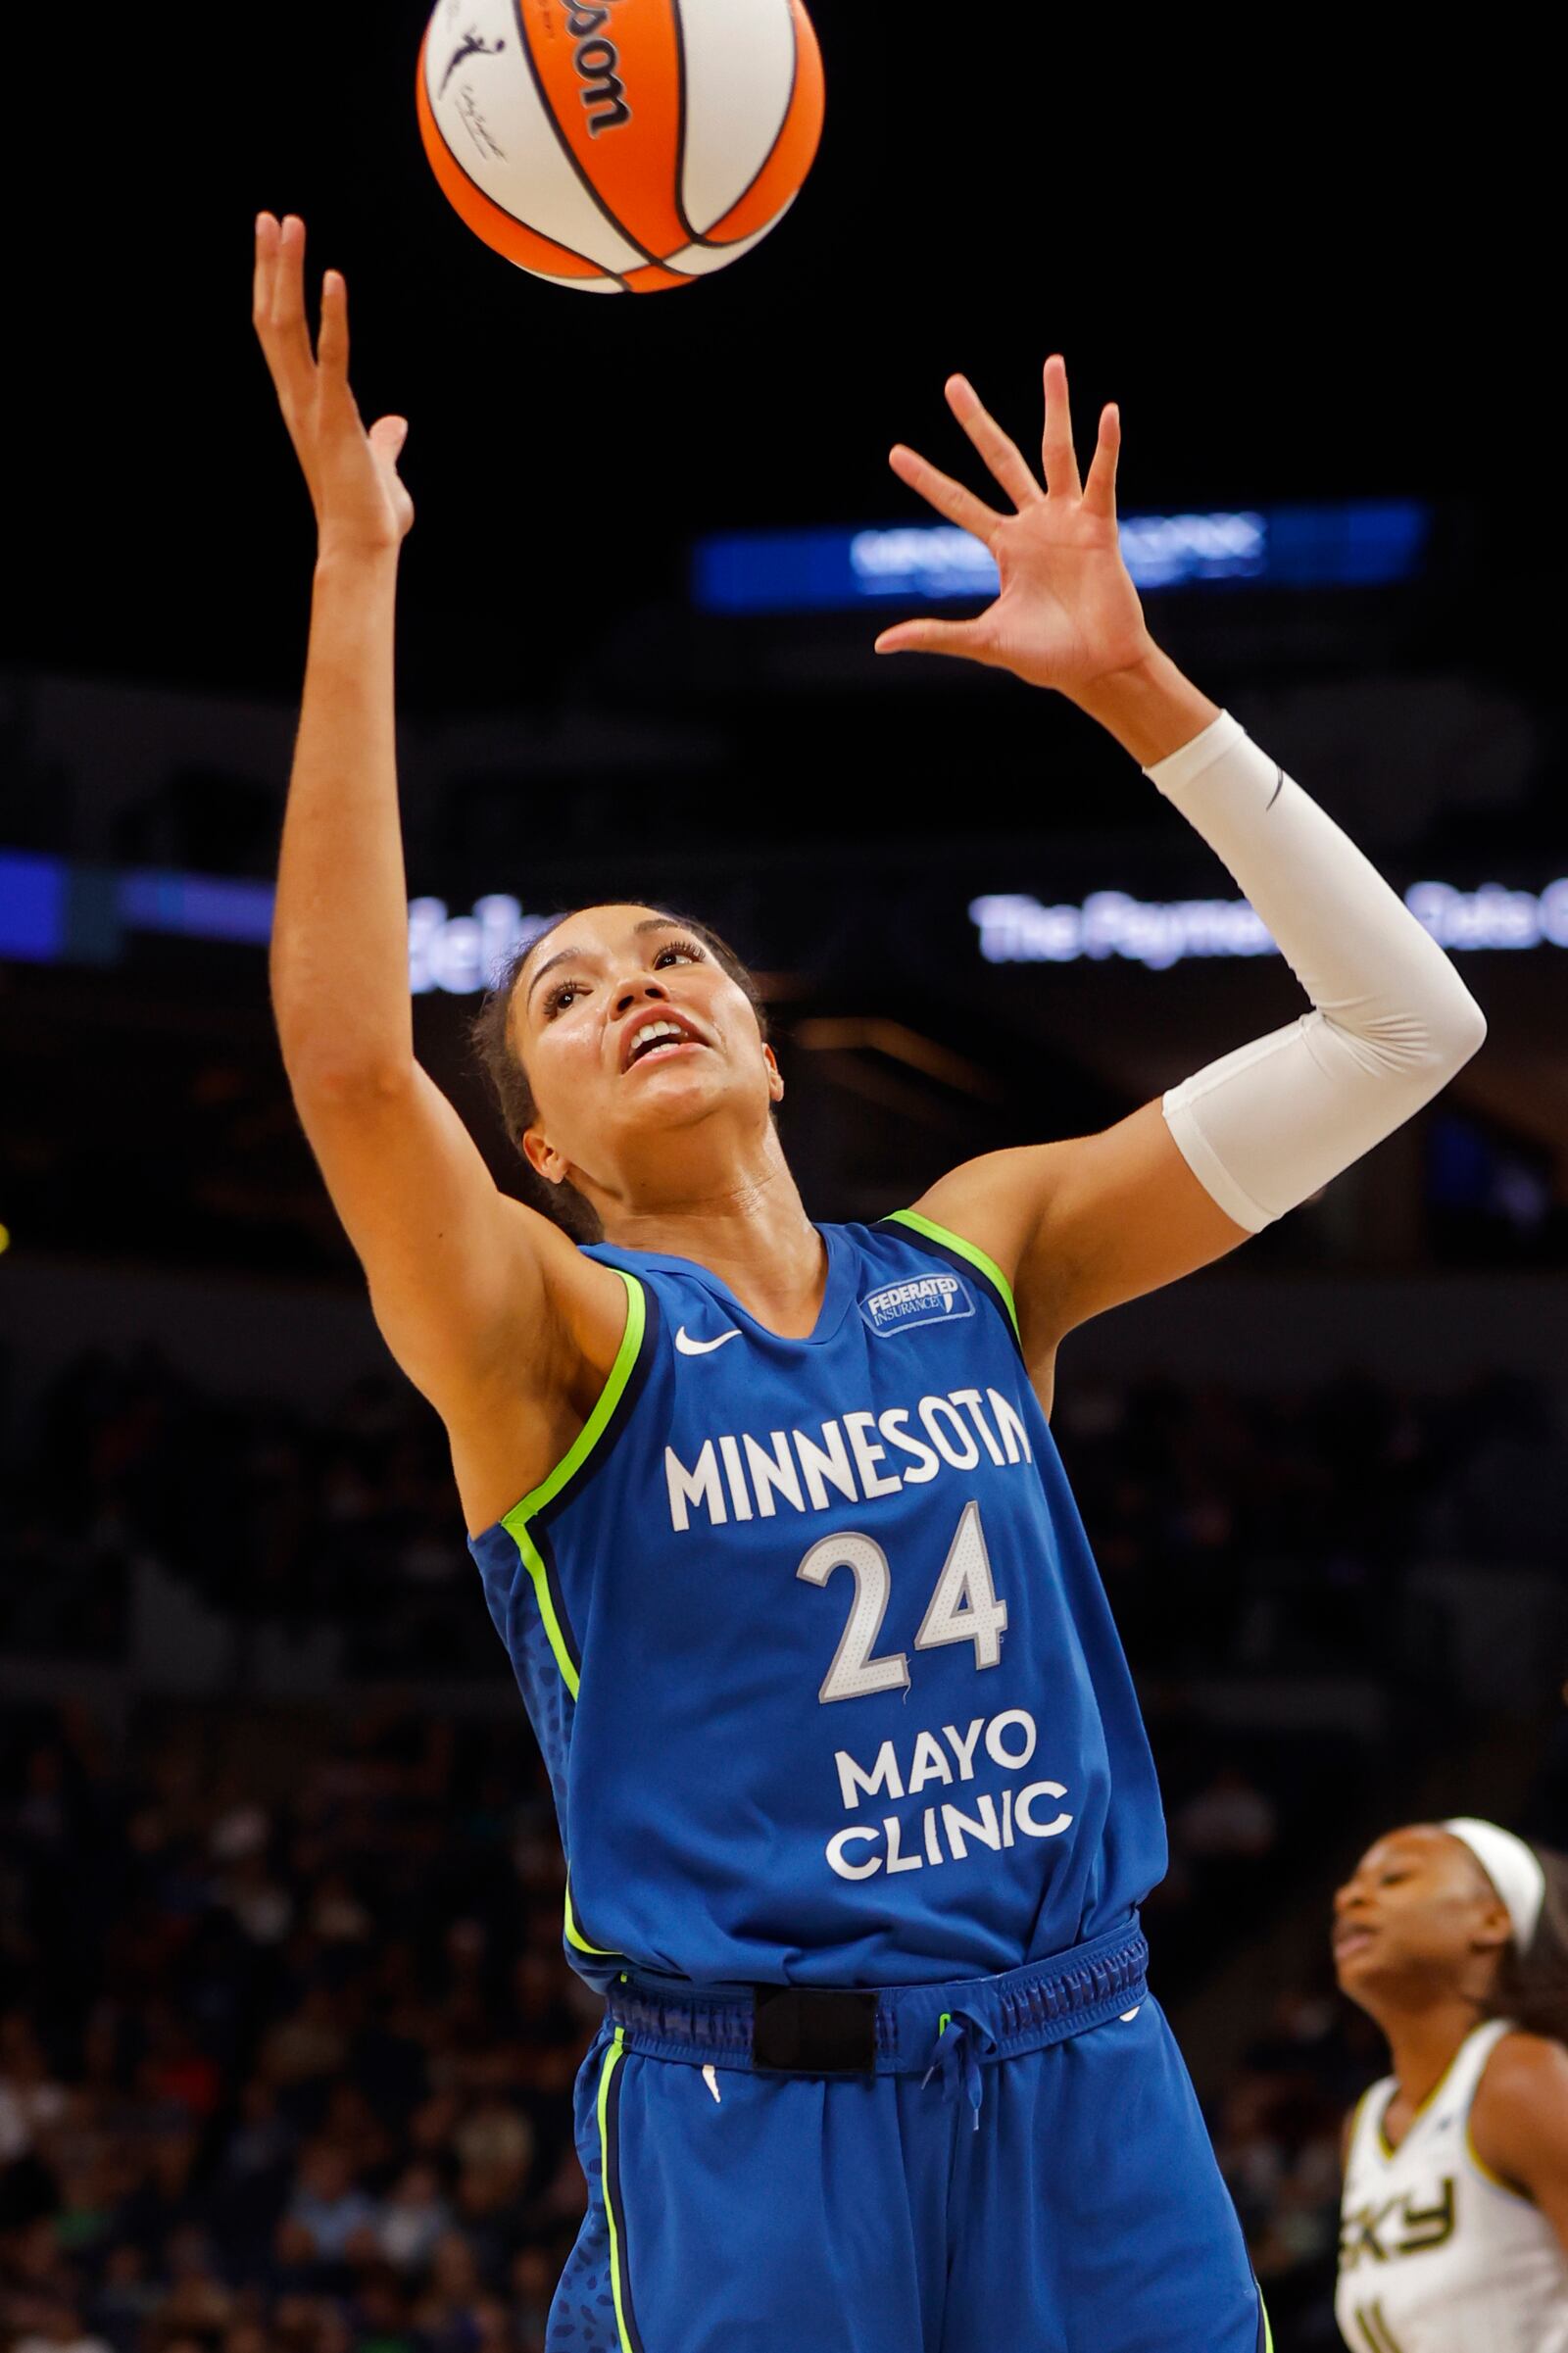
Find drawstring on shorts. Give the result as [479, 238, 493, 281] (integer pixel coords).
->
[922, 2007, 990, 2129]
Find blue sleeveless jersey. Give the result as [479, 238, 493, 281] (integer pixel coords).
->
[468, 1213, 1166, 1990]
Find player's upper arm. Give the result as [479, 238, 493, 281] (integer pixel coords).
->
[1471, 2033, 1568, 2249]
[288, 1057, 577, 1416]
[912, 1099, 1250, 1358]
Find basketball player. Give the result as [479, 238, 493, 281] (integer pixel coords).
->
[253, 209, 1487, 2353]
[1335, 1819, 1568, 2350]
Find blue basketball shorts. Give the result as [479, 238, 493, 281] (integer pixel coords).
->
[547, 1921, 1270, 2353]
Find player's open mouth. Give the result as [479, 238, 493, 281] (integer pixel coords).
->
[621, 1014, 709, 1072]
[1333, 1925, 1378, 1963]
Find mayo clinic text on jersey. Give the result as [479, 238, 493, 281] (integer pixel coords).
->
[824, 1706, 1074, 1885]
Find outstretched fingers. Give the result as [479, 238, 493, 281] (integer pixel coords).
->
[873, 615, 998, 663]
[315, 270, 356, 408]
[269, 214, 310, 333]
[888, 443, 1003, 545]
[253, 212, 316, 409]
[1041, 354, 1082, 500]
[1081, 402, 1122, 519]
[253, 212, 278, 329]
[945, 376, 1042, 511]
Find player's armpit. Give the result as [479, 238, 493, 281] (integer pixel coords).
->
[912, 1101, 1250, 1354]
[1470, 2034, 1568, 2249]
[289, 1057, 621, 1427]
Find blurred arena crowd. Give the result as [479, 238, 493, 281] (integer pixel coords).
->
[10, 1342, 1566, 1688]
[2, 1343, 1565, 2352]
[1, 1700, 589, 2353]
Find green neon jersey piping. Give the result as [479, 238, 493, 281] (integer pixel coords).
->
[598, 2028, 637, 2353]
[500, 1267, 646, 1699]
[883, 1207, 1021, 1341]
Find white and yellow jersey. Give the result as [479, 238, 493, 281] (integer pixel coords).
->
[1337, 2018, 1568, 2352]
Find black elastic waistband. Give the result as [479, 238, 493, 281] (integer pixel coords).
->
[605, 1918, 1149, 2076]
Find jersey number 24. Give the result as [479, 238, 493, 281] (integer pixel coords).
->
[797, 1499, 1007, 1705]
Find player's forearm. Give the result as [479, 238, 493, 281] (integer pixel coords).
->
[271, 549, 413, 1084]
[1149, 714, 1488, 1231]
[1071, 648, 1221, 768]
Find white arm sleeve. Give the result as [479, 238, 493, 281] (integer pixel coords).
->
[1150, 712, 1488, 1232]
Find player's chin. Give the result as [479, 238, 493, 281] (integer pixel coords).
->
[620, 1054, 730, 1118]
[1331, 1940, 1387, 1996]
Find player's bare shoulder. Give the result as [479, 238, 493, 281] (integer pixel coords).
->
[1471, 2028, 1568, 2190]
[1477, 2028, 1568, 2106]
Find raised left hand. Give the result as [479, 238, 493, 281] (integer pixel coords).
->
[875, 356, 1155, 699]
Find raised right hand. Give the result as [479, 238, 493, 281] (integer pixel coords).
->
[253, 213, 414, 560]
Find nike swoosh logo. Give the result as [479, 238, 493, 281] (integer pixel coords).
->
[674, 1325, 743, 1356]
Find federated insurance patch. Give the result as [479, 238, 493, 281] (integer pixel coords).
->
[859, 1272, 976, 1339]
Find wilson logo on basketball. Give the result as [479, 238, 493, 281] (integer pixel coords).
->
[418, 0, 825, 294]
[564, 2, 632, 137]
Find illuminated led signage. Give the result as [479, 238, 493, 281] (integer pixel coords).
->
[6, 856, 1565, 994]
[694, 501, 1428, 614]
[970, 879, 1568, 971]
[408, 895, 552, 996]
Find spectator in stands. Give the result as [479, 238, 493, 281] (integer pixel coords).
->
[277, 2141, 381, 2272]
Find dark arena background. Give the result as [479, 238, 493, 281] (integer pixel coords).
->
[2, 16, 1562, 2353]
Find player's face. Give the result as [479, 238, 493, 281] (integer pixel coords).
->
[1331, 1826, 1508, 2004]
[512, 905, 779, 1198]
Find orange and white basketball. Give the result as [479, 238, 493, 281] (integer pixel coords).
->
[417, 0, 825, 293]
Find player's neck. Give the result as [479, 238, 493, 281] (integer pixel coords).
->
[1376, 1993, 1489, 2117]
[598, 1146, 827, 1337]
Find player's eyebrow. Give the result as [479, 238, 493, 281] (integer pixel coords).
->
[524, 945, 584, 1006]
[524, 919, 685, 1007]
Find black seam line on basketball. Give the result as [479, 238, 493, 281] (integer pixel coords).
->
[420, 48, 630, 289]
[690, 0, 800, 248]
[1266, 764, 1285, 809]
[510, 0, 664, 270]
[669, 0, 701, 251]
[604, 2055, 648, 2353]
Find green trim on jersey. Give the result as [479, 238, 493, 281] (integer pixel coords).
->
[564, 1877, 618, 1958]
[885, 1207, 1021, 1341]
[1259, 2288, 1275, 2353]
[598, 2027, 636, 2353]
[500, 1268, 647, 1699]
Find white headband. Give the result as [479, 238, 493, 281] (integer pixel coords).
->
[1444, 1818, 1546, 1953]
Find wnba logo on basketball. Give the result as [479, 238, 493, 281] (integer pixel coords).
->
[562, 1, 632, 135]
